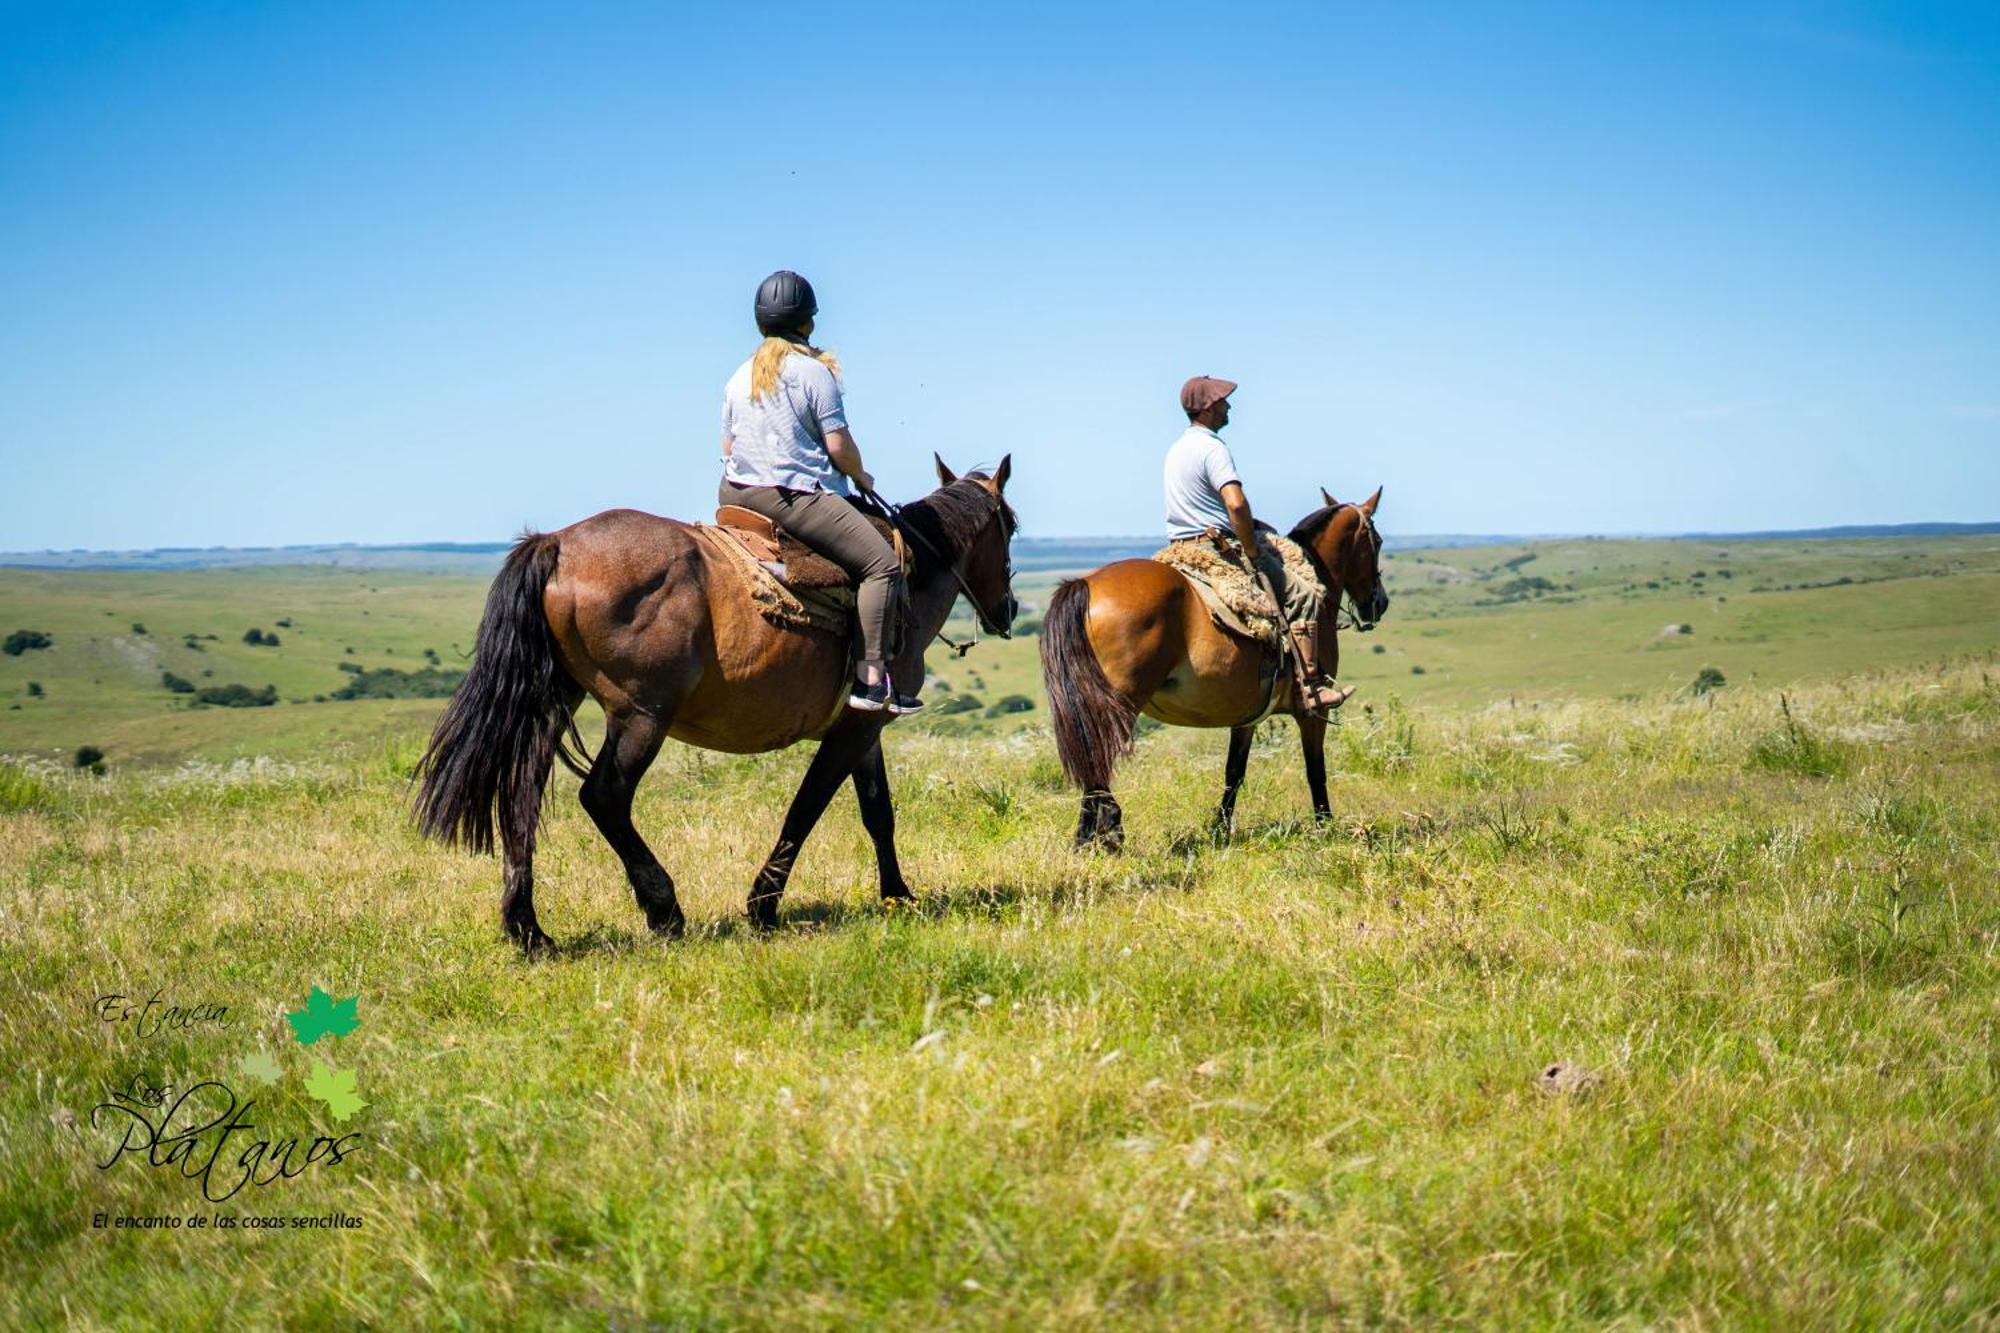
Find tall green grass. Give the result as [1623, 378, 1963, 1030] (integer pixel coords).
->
[4, 663, 1999, 1325]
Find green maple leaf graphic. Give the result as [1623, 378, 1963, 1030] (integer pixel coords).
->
[286, 985, 360, 1045]
[238, 1049, 282, 1085]
[305, 1062, 369, 1122]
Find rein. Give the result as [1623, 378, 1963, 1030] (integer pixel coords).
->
[861, 484, 1009, 657]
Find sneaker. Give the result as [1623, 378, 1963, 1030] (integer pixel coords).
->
[886, 686, 925, 716]
[848, 677, 890, 712]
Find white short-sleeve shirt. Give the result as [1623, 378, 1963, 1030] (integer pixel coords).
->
[721, 350, 851, 494]
[1163, 425, 1243, 538]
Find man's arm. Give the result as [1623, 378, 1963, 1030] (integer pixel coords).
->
[823, 427, 876, 494]
[721, 428, 732, 460]
[1220, 481, 1259, 554]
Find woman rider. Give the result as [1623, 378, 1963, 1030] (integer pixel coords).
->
[718, 270, 923, 714]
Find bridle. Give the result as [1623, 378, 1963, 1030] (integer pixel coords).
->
[1326, 504, 1384, 634]
[862, 483, 1013, 657]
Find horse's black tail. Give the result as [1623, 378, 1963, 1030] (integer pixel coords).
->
[1040, 577, 1136, 792]
[412, 533, 587, 856]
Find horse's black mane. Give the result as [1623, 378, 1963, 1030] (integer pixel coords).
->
[1287, 502, 1342, 545]
[899, 474, 1016, 576]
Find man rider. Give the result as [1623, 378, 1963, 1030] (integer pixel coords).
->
[1164, 375, 1354, 713]
[719, 271, 922, 714]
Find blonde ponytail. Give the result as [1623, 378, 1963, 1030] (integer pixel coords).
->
[750, 337, 842, 401]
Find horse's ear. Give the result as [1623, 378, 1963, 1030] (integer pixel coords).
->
[934, 453, 957, 486]
[1320, 487, 1338, 508]
[1362, 486, 1382, 517]
[992, 454, 1012, 491]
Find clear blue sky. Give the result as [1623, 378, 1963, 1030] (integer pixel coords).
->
[2, 1, 1996, 548]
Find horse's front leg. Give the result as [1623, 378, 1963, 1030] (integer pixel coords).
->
[851, 739, 912, 902]
[749, 724, 880, 930]
[1212, 724, 1256, 839]
[1297, 713, 1332, 825]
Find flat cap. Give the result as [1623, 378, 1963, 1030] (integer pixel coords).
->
[1180, 375, 1237, 415]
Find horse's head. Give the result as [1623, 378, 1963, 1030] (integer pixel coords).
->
[925, 453, 1019, 635]
[1291, 485, 1389, 630]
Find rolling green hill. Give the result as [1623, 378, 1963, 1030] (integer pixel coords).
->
[4, 533, 1996, 769]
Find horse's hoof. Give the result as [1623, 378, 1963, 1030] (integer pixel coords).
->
[512, 925, 556, 958]
[648, 912, 686, 940]
[881, 884, 915, 904]
[746, 900, 781, 933]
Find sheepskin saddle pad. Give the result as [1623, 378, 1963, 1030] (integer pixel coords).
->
[1149, 530, 1322, 647]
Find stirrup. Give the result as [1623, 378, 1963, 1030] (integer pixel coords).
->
[1300, 681, 1357, 714]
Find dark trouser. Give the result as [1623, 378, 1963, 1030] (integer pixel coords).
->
[719, 478, 902, 665]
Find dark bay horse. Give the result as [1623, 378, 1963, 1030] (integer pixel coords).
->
[1040, 487, 1387, 848]
[413, 456, 1017, 952]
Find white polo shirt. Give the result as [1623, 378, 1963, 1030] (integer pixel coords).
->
[1163, 425, 1242, 539]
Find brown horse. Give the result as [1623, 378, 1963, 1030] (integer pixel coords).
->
[1039, 487, 1387, 847]
[412, 456, 1017, 952]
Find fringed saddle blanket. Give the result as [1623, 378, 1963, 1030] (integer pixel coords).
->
[693, 525, 855, 637]
[1150, 531, 1323, 647]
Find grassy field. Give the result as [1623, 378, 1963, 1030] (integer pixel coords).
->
[3, 536, 1999, 1326]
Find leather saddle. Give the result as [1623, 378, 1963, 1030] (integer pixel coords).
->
[713, 504, 908, 591]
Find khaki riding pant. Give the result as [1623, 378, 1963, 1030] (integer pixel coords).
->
[718, 478, 902, 664]
[1256, 546, 1322, 626]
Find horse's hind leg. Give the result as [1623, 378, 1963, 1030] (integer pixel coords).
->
[851, 739, 912, 902]
[1076, 788, 1125, 851]
[497, 683, 582, 956]
[500, 845, 552, 956]
[579, 709, 685, 938]
[1212, 724, 1256, 839]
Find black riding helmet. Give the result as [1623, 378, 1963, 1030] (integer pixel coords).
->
[754, 270, 818, 339]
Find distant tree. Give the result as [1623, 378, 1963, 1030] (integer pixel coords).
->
[1692, 666, 1727, 696]
[1411, 665, 1427, 675]
[1371, 643, 1386, 654]
[130, 622, 148, 635]
[194, 683, 278, 708]
[984, 694, 1035, 717]
[933, 694, 983, 716]
[74, 745, 105, 774]
[329, 666, 466, 700]
[4, 629, 53, 656]
[26, 682, 43, 698]
[275, 618, 293, 628]
[243, 628, 267, 645]
[161, 671, 196, 694]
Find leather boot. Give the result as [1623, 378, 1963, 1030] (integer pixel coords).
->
[1286, 619, 1356, 714]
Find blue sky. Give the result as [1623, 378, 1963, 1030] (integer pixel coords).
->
[2, 1, 1996, 547]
